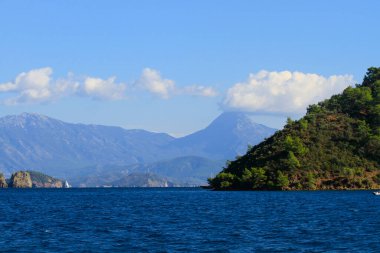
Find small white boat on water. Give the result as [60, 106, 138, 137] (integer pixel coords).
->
[64, 180, 71, 188]
[373, 191, 380, 196]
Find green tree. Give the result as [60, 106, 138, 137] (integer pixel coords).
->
[373, 173, 380, 184]
[362, 67, 380, 90]
[307, 104, 323, 114]
[275, 171, 289, 189]
[238, 167, 268, 189]
[284, 136, 307, 155]
[305, 172, 317, 190]
[299, 119, 308, 131]
[241, 168, 252, 182]
[341, 86, 373, 119]
[250, 167, 267, 189]
[342, 167, 354, 179]
[208, 172, 235, 189]
[365, 135, 380, 162]
[286, 117, 294, 125]
[286, 151, 300, 170]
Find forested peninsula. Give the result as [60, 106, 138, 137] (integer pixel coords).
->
[209, 67, 380, 190]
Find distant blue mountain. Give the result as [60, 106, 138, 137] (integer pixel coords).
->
[0, 113, 175, 176]
[169, 112, 277, 159]
[68, 156, 225, 187]
[0, 112, 277, 185]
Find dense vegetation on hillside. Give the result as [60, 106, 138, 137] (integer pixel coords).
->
[209, 67, 380, 190]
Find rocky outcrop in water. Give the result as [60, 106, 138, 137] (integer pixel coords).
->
[0, 173, 7, 188]
[29, 171, 64, 188]
[10, 171, 33, 188]
[0, 170, 67, 188]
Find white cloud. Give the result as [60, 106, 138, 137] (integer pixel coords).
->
[137, 68, 175, 99]
[54, 75, 80, 96]
[3, 67, 54, 105]
[0, 67, 217, 105]
[182, 85, 218, 97]
[83, 76, 126, 100]
[223, 70, 354, 115]
[0, 68, 126, 104]
[137, 68, 218, 98]
[0, 82, 18, 92]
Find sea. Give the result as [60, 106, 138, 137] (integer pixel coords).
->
[0, 188, 379, 252]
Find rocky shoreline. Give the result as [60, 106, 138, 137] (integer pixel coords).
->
[0, 171, 69, 188]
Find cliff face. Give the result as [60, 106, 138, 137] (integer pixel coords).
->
[0, 173, 7, 188]
[10, 171, 33, 188]
[32, 180, 63, 188]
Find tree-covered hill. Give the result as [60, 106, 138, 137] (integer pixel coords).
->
[209, 67, 380, 190]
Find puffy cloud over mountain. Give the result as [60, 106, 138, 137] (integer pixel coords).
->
[223, 70, 354, 115]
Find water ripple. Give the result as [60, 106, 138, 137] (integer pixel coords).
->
[0, 188, 379, 252]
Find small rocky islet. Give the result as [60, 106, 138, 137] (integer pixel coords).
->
[0, 170, 68, 188]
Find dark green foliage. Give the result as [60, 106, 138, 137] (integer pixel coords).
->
[286, 117, 294, 125]
[285, 151, 301, 170]
[373, 173, 380, 184]
[275, 171, 289, 189]
[208, 172, 236, 189]
[299, 119, 308, 131]
[304, 172, 317, 190]
[284, 136, 307, 155]
[243, 167, 267, 189]
[209, 68, 380, 190]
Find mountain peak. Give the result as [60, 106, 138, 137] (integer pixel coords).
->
[2, 112, 51, 120]
[173, 111, 277, 159]
[0, 112, 60, 128]
[205, 111, 275, 134]
[0, 110, 277, 184]
[19, 112, 50, 120]
[212, 111, 247, 122]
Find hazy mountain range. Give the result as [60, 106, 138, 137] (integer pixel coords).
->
[0, 112, 277, 186]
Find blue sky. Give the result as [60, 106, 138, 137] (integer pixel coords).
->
[0, 0, 378, 136]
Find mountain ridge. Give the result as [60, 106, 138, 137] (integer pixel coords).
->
[0, 111, 276, 185]
[169, 111, 277, 159]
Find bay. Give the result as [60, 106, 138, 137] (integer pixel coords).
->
[0, 188, 379, 252]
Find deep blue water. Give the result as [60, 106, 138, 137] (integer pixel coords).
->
[0, 188, 380, 252]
